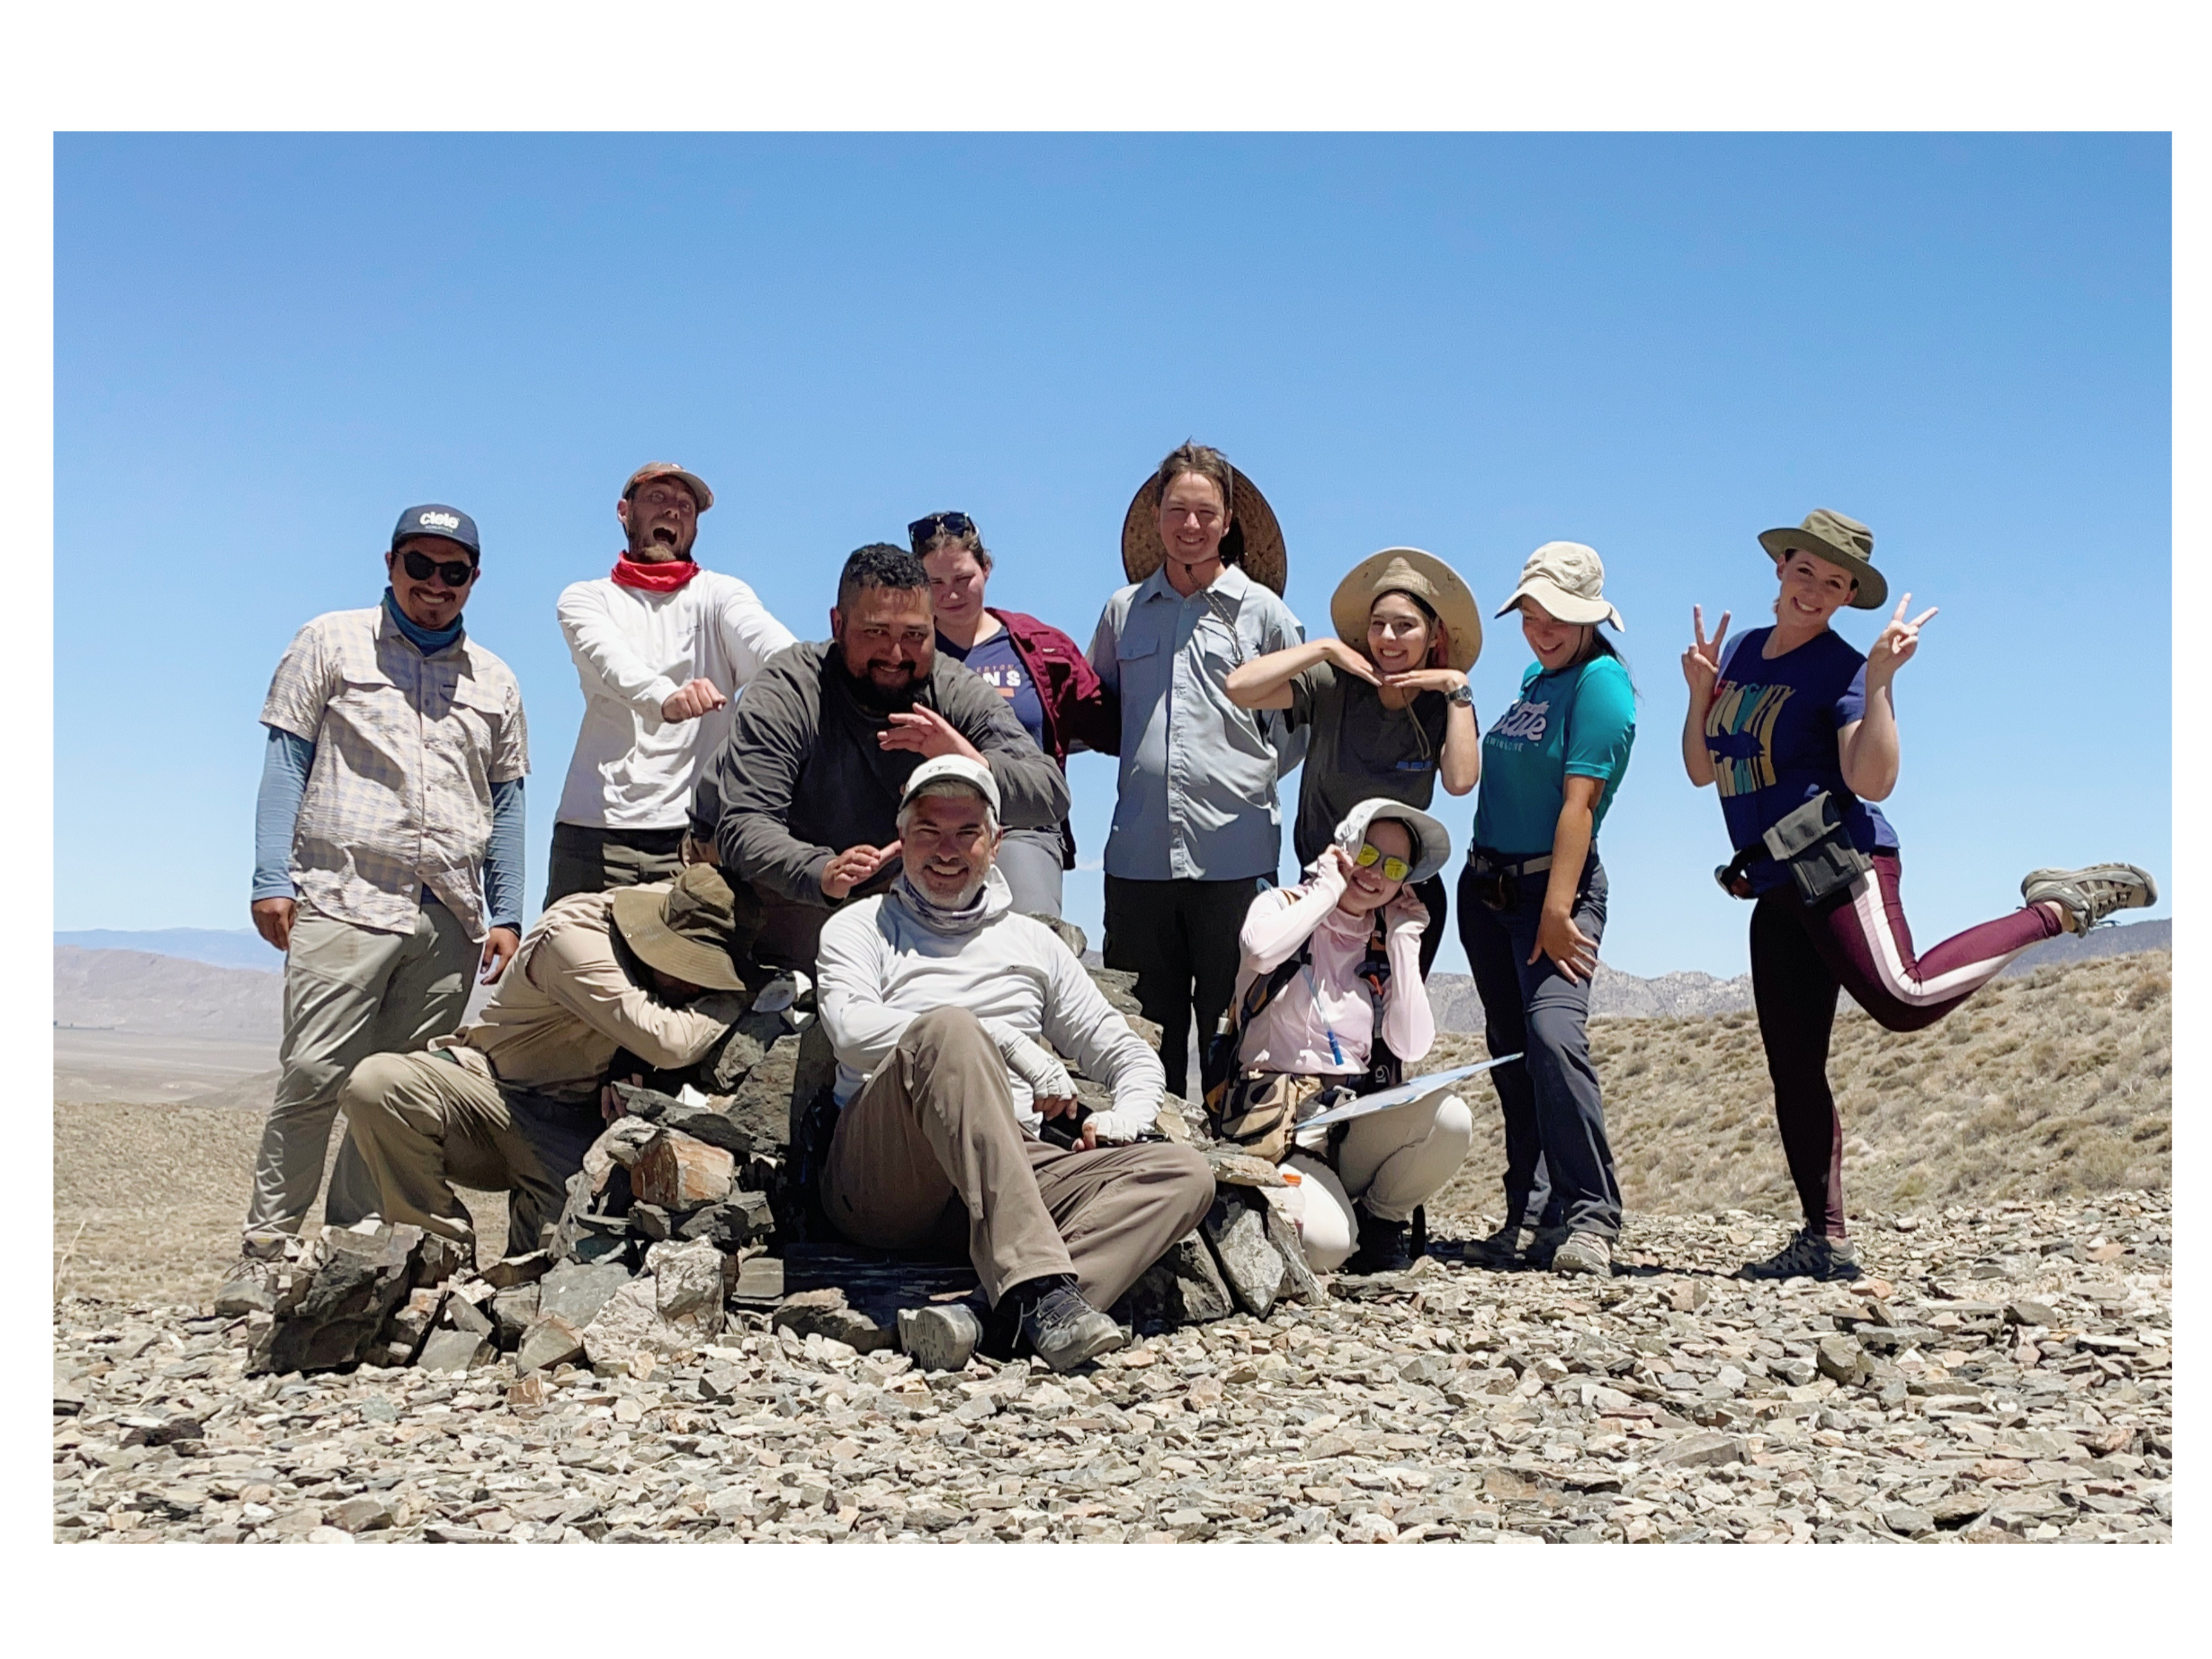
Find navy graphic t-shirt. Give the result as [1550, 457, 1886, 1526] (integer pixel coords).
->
[939, 627, 1047, 751]
[1705, 625, 1897, 895]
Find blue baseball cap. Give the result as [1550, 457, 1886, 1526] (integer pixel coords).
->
[390, 503, 481, 559]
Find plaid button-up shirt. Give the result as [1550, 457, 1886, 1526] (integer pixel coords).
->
[262, 606, 529, 939]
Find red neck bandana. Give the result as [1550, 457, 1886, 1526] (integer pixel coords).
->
[611, 555, 701, 593]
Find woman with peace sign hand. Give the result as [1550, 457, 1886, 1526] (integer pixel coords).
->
[1683, 509, 2157, 1283]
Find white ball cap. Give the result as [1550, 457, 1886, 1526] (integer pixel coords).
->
[899, 755, 1002, 816]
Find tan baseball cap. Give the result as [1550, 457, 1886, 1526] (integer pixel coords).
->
[623, 462, 714, 512]
[1495, 541, 1624, 631]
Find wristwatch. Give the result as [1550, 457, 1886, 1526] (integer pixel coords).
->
[1445, 682, 1475, 708]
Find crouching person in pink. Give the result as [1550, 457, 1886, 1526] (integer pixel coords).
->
[813, 756, 1214, 1372]
[1225, 799, 1474, 1275]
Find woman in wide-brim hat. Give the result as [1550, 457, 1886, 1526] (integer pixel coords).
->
[1458, 541, 1637, 1281]
[1681, 509, 2158, 1284]
[1226, 547, 1483, 977]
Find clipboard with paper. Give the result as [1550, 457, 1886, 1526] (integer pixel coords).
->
[1293, 1052, 1523, 1132]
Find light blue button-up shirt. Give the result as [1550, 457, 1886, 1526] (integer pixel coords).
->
[1088, 563, 1307, 882]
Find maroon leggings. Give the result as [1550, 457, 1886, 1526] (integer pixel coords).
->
[1749, 852, 2059, 1237]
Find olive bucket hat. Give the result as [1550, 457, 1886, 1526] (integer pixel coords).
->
[609, 865, 748, 992]
[1757, 508, 1887, 610]
[1329, 547, 1484, 673]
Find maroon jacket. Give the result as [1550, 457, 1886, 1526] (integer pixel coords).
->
[985, 607, 1119, 868]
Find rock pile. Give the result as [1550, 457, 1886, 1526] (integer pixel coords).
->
[53, 1192, 2171, 1543]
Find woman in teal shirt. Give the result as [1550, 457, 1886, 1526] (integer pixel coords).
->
[1457, 542, 1636, 1278]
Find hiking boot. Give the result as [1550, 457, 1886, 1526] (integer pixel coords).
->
[1524, 1226, 1570, 1269]
[1011, 1276, 1126, 1373]
[2021, 864, 2157, 936]
[896, 1303, 983, 1373]
[1340, 1207, 1414, 1275]
[1467, 1223, 1534, 1269]
[1740, 1228, 1861, 1283]
[1551, 1231, 1613, 1277]
[213, 1239, 287, 1316]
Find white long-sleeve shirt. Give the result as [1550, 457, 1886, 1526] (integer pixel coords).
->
[554, 569, 797, 831]
[1232, 862, 1434, 1075]
[816, 869, 1166, 1141]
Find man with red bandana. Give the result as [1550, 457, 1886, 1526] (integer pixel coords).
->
[547, 462, 797, 904]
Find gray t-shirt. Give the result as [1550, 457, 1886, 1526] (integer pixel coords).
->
[1284, 661, 1449, 869]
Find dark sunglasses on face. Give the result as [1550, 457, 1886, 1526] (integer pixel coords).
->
[908, 510, 975, 552]
[398, 549, 479, 586]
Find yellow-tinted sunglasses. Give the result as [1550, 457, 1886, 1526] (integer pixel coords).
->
[1354, 842, 1412, 883]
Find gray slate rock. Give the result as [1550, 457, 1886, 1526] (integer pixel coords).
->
[1202, 1192, 1285, 1319]
[416, 1329, 492, 1373]
[537, 1261, 635, 1328]
[248, 1222, 430, 1376]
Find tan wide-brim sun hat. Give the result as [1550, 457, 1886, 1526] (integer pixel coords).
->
[1756, 508, 1888, 610]
[1329, 547, 1482, 674]
[1121, 465, 1288, 597]
[1494, 541, 1626, 631]
[610, 865, 747, 992]
[1332, 797, 1453, 887]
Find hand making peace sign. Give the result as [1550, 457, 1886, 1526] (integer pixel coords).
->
[1680, 605, 1732, 698]
[1864, 593, 1939, 686]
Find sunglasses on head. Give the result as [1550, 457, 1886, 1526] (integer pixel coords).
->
[397, 548, 478, 586]
[1354, 842, 1412, 883]
[908, 511, 975, 551]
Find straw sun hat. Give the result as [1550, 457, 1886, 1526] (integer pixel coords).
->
[1329, 547, 1484, 674]
[1120, 465, 1288, 597]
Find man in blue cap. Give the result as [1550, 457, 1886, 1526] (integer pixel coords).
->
[216, 504, 531, 1314]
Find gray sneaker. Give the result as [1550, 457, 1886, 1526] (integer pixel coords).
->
[1551, 1231, 1613, 1277]
[213, 1241, 286, 1316]
[1019, 1283, 1126, 1373]
[2021, 864, 2158, 936]
[1740, 1228, 1861, 1283]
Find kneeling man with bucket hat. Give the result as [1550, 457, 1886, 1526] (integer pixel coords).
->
[340, 867, 757, 1262]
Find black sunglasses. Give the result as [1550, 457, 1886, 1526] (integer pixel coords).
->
[398, 548, 479, 585]
[908, 510, 975, 552]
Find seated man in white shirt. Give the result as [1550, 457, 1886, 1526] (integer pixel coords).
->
[814, 756, 1214, 1373]
[547, 461, 797, 904]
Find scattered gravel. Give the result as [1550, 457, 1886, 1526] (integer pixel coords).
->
[52, 1190, 2171, 1544]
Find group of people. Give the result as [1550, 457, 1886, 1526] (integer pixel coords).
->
[219, 444, 2157, 1372]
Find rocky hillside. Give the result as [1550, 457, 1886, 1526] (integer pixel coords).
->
[1427, 950, 2171, 1226]
[54, 948, 281, 1042]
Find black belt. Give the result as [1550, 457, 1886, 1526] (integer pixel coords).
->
[1466, 849, 1553, 877]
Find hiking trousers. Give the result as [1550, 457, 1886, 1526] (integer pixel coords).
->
[1750, 850, 2060, 1238]
[820, 1008, 1214, 1310]
[243, 897, 475, 1242]
[338, 1048, 602, 1261]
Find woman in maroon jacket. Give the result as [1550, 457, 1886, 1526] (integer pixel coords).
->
[910, 510, 1118, 919]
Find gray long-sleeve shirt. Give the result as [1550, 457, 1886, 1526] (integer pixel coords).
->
[1087, 563, 1308, 882]
[694, 640, 1070, 910]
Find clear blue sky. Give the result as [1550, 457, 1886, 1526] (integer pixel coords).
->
[54, 133, 2171, 979]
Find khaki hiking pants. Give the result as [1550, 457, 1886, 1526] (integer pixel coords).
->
[243, 898, 475, 1243]
[339, 1050, 602, 1261]
[822, 1007, 1213, 1310]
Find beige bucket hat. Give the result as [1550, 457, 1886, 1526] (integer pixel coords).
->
[1333, 797, 1453, 886]
[609, 865, 748, 992]
[1329, 547, 1483, 673]
[1757, 508, 1887, 610]
[1121, 465, 1288, 597]
[1495, 541, 1625, 631]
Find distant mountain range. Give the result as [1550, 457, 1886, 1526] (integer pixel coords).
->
[54, 916, 2169, 1037]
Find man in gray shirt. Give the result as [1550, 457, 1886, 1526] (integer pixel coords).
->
[694, 543, 1070, 971]
[1088, 443, 1306, 1091]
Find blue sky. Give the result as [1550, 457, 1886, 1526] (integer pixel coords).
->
[54, 133, 2170, 979]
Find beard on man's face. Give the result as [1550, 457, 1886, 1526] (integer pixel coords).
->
[835, 641, 924, 711]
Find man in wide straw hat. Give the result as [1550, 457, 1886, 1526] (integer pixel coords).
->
[1088, 441, 1308, 1093]
[338, 866, 757, 1262]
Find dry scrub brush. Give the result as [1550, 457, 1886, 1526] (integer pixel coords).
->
[1427, 949, 2170, 1228]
